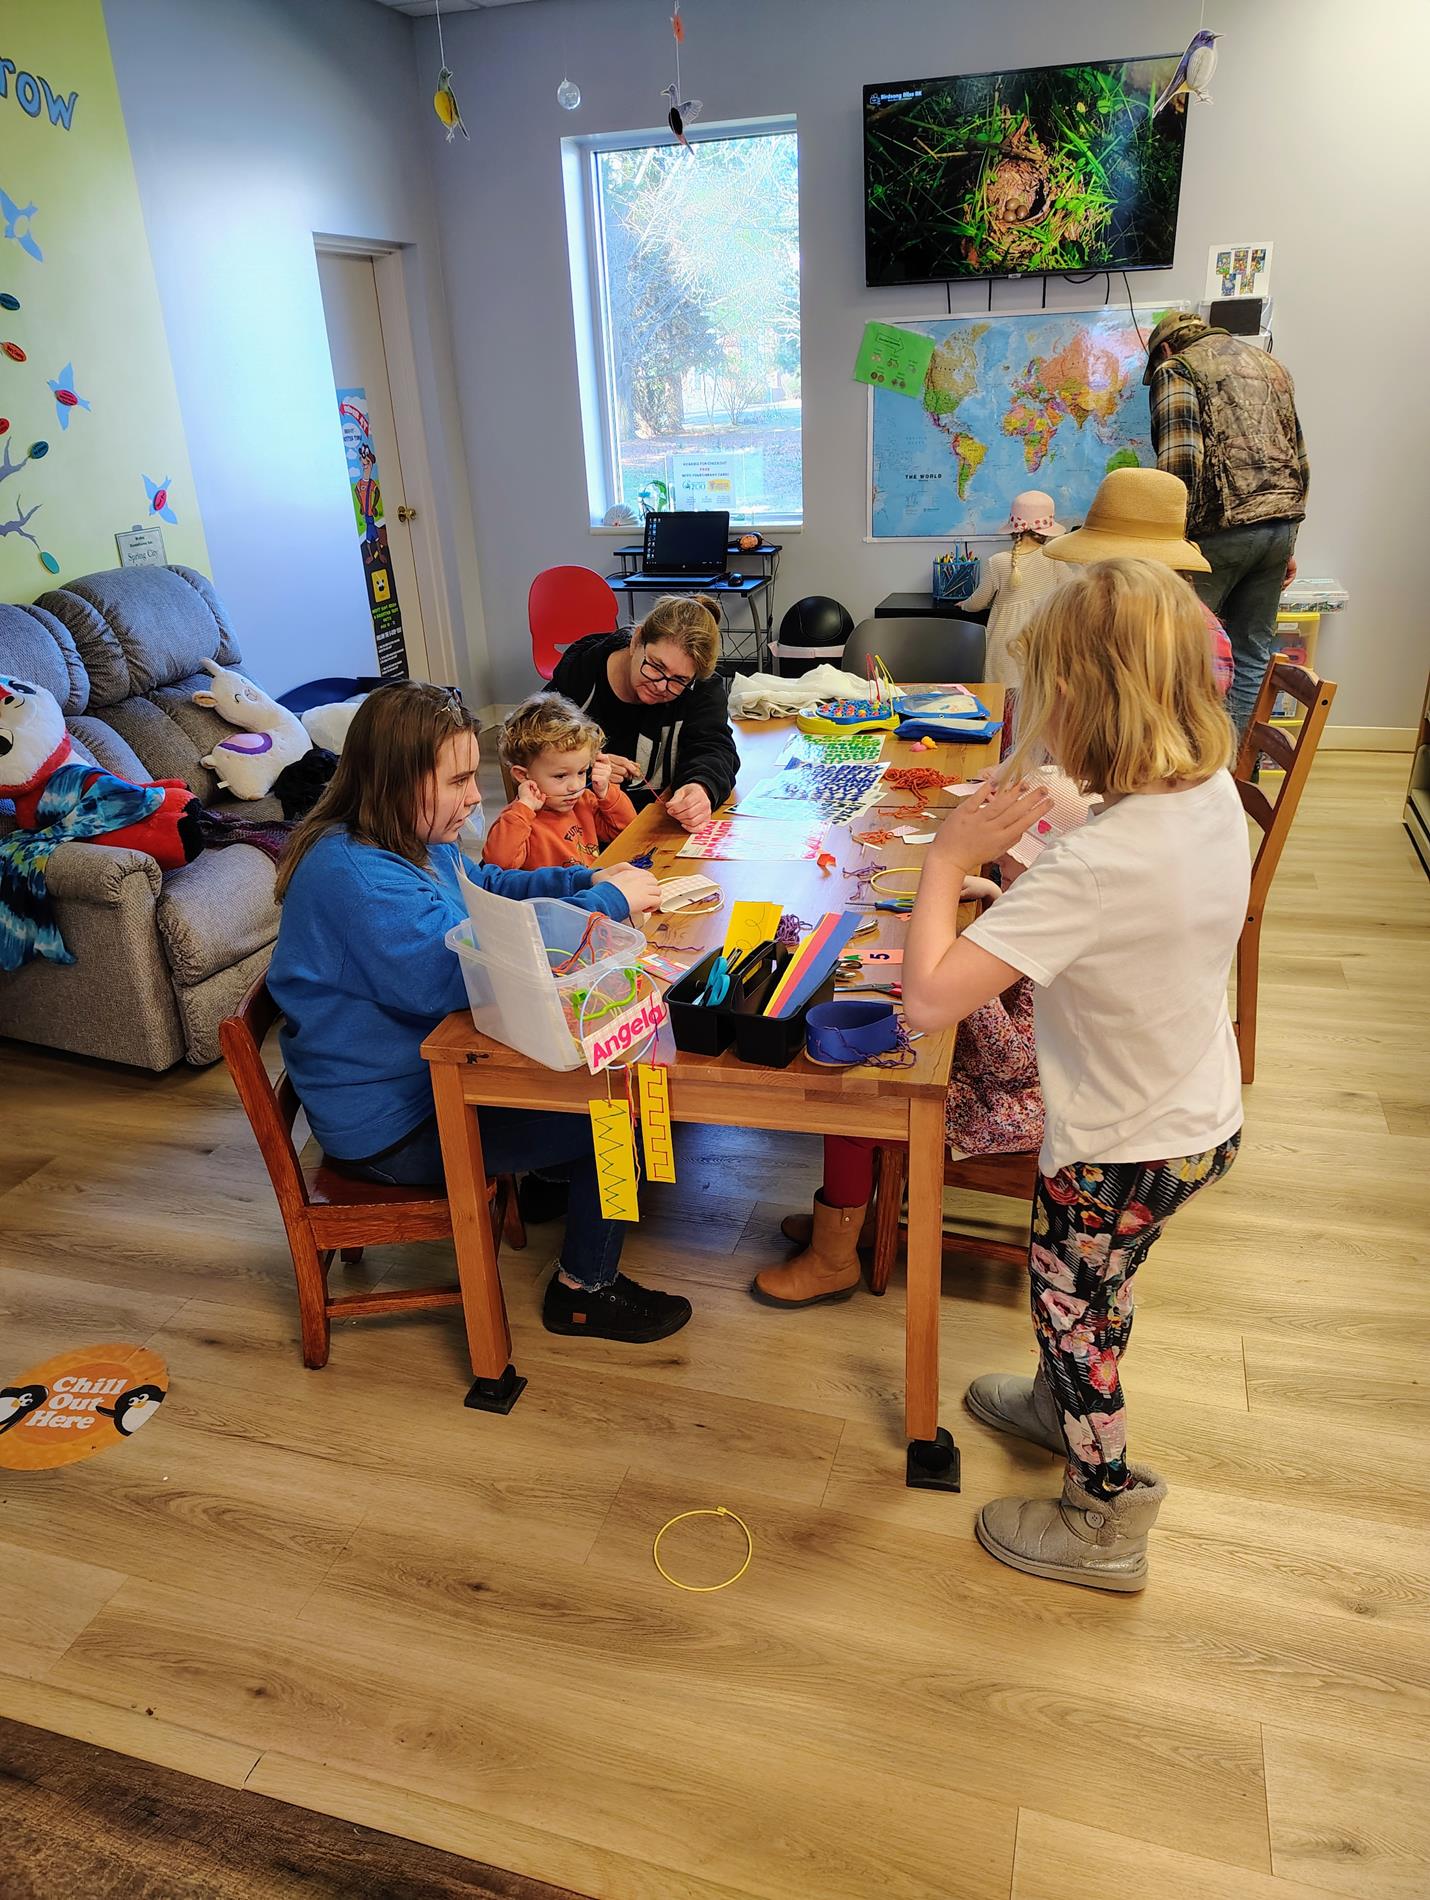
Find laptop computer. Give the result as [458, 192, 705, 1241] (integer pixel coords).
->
[641, 510, 729, 583]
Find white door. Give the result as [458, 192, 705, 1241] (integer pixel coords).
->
[316, 250, 432, 680]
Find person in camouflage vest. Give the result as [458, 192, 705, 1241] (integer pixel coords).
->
[1145, 312, 1309, 733]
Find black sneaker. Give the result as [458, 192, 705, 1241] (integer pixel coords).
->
[542, 1271, 692, 1343]
[518, 1171, 570, 1225]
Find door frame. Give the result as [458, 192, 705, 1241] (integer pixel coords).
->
[313, 235, 460, 688]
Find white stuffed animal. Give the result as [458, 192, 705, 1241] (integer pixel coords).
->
[193, 658, 311, 800]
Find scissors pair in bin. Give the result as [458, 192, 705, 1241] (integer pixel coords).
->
[694, 940, 773, 1009]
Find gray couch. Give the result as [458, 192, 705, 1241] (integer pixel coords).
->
[0, 565, 284, 1069]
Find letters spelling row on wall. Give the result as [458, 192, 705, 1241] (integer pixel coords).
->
[0, 58, 79, 131]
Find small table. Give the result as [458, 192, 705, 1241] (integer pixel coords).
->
[607, 541, 782, 670]
[422, 693, 1005, 1491]
[875, 591, 988, 623]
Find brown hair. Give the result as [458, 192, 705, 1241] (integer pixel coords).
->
[1006, 558, 1233, 795]
[274, 681, 478, 901]
[499, 692, 604, 770]
[634, 594, 720, 678]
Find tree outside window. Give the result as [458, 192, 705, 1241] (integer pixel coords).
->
[592, 130, 802, 524]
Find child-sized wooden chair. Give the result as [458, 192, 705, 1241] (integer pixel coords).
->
[869, 1146, 1037, 1293]
[1232, 659, 1337, 1083]
[219, 974, 523, 1369]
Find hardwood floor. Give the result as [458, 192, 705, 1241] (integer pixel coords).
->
[1, 753, 1427, 1900]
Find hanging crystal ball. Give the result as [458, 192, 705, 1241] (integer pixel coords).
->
[557, 77, 581, 110]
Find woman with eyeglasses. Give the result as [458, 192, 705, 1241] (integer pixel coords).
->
[548, 594, 740, 832]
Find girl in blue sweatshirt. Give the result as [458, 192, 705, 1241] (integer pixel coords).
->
[268, 682, 692, 1343]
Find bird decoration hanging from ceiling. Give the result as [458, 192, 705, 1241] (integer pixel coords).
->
[431, 0, 469, 143]
[1153, 29, 1220, 117]
[663, 3, 701, 148]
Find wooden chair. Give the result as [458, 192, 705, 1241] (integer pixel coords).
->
[1233, 659, 1337, 1083]
[219, 974, 523, 1369]
[869, 1146, 1038, 1293]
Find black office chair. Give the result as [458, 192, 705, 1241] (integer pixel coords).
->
[842, 616, 987, 682]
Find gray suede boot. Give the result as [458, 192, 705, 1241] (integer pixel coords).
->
[963, 1365, 1064, 1455]
[975, 1464, 1167, 1592]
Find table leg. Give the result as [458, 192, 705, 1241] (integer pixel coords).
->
[904, 1094, 960, 1491]
[430, 1065, 527, 1415]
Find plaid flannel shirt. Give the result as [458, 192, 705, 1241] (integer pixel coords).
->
[1150, 358, 1311, 527]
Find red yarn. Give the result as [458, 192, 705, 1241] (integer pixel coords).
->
[882, 765, 957, 794]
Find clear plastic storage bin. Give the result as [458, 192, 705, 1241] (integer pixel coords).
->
[445, 897, 647, 1071]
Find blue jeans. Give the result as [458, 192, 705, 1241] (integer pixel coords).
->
[339, 1109, 622, 1292]
[1192, 518, 1299, 735]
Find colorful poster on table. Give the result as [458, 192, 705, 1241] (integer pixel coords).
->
[336, 387, 408, 679]
[0, 0, 207, 596]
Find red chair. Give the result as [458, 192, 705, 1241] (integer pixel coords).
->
[528, 566, 620, 682]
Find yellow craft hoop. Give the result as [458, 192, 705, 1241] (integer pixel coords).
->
[869, 866, 921, 898]
[652, 1506, 754, 1593]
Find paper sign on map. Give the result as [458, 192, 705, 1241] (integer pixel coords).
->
[854, 322, 936, 397]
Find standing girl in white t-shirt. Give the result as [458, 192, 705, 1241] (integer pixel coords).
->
[903, 557, 1248, 1593]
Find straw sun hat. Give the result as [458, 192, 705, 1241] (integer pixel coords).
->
[1043, 467, 1210, 573]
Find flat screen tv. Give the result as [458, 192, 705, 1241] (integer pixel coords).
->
[864, 55, 1188, 285]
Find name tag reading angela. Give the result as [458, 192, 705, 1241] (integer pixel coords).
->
[582, 993, 668, 1075]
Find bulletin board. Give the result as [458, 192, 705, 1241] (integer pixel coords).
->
[0, 0, 207, 596]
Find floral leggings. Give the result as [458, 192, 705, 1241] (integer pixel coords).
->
[1030, 1131, 1241, 1497]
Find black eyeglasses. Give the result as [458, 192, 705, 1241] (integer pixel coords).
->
[637, 652, 695, 695]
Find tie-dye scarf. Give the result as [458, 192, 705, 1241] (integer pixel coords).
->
[0, 762, 162, 970]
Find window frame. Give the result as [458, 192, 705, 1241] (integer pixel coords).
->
[561, 114, 802, 533]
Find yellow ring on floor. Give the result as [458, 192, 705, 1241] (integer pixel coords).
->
[652, 1506, 754, 1593]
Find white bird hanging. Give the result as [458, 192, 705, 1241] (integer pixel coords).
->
[1153, 29, 1220, 118]
[662, 82, 702, 148]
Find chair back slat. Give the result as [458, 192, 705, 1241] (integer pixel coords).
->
[1236, 778, 1277, 833]
[1248, 721, 1298, 781]
[1233, 659, 1338, 914]
[218, 973, 312, 1221]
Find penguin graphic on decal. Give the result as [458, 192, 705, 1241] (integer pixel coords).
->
[96, 1384, 166, 1436]
[0, 1384, 47, 1434]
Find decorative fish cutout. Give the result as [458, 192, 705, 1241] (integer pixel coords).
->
[1154, 30, 1220, 117]
[47, 363, 91, 431]
[143, 475, 178, 524]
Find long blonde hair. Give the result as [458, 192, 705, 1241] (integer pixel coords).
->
[1008, 528, 1050, 591]
[275, 682, 478, 901]
[1006, 558, 1232, 795]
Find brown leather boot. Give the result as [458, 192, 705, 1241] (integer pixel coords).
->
[753, 1195, 866, 1307]
[780, 1201, 877, 1250]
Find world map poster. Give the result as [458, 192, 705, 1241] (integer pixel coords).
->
[868, 307, 1176, 539]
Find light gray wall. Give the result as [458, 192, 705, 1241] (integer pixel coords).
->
[426, 0, 1428, 730]
[102, 0, 488, 698]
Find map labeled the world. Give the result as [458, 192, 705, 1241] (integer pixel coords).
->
[869, 308, 1169, 539]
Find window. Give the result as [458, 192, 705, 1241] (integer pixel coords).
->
[567, 124, 802, 527]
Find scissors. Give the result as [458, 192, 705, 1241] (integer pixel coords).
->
[694, 940, 771, 1009]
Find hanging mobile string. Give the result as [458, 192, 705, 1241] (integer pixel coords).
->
[434, 0, 446, 70]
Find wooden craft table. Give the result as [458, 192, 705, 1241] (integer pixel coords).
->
[421, 689, 1005, 1490]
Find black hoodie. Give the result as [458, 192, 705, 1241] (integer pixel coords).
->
[549, 631, 740, 809]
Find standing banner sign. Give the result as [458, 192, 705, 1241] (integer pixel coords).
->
[336, 388, 408, 679]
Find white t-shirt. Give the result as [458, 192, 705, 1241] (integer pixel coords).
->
[963, 772, 1249, 1175]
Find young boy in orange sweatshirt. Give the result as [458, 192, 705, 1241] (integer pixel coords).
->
[484, 693, 638, 870]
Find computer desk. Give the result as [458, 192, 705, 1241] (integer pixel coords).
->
[606, 540, 781, 671]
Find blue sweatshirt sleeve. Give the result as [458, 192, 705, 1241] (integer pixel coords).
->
[459, 855, 631, 921]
